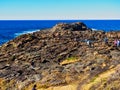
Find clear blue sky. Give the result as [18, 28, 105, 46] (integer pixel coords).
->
[0, 0, 119, 20]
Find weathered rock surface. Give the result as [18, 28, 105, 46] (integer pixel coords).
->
[0, 22, 120, 90]
[52, 22, 88, 32]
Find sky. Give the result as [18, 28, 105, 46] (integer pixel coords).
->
[0, 0, 120, 20]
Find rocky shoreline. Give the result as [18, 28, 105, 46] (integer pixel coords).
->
[0, 22, 120, 90]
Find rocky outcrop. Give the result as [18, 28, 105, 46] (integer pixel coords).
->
[0, 22, 120, 90]
[51, 22, 88, 32]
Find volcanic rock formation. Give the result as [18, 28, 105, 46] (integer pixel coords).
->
[0, 22, 120, 90]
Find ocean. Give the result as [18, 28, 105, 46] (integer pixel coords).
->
[0, 20, 120, 45]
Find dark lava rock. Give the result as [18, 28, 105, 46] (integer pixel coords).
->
[51, 22, 88, 32]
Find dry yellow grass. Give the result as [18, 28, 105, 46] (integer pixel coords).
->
[81, 65, 119, 90]
[0, 78, 16, 90]
[37, 83, 78, 90]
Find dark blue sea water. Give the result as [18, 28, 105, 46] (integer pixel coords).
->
[0, 20, 120, 45]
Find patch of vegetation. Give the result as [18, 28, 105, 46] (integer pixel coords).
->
[90, 75, 99, 83]
[66, 56, 78, 61]
[60, 56, 79, 65]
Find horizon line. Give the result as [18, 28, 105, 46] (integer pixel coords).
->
[0, 19, 120, 21]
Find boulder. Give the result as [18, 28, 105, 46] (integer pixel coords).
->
[52, 22, 88, 32]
